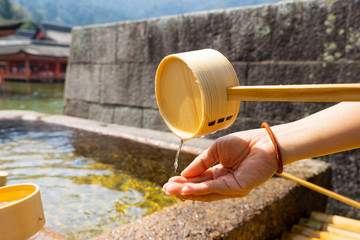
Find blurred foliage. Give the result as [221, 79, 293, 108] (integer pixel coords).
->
[19, 20, 38, 30]
[9, 0, 282, 26]
[0, 0, 12, 19]
[0, 0, 29, 20]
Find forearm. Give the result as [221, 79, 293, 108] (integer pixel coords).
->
[272, 102, 360, 165]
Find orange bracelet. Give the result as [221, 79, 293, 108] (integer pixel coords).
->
[261, 122, 283, 174]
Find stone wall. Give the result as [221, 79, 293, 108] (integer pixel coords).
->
[64, 0, 360, 218]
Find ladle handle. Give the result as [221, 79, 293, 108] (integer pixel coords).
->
[279, 172, 360, 209]
[227, 83, 360, 102]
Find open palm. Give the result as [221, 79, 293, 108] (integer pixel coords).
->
[163, 129, 278, 201]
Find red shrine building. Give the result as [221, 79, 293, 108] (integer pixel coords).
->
[0, 21, 71, 82]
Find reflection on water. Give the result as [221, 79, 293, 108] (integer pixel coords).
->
[0, 81, 64, 114]
[0, 120, 178, 239]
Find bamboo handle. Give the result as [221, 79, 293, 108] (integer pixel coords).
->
[278, 172, 360, 209]
[227, 84, 360, 102]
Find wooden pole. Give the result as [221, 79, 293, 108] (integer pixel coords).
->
[55, 60, 60, 79]
[0, 69, 4, 86]
[5, 56, 10, 76]
[25, 54, 30, 80]
[279, 172, 360, 209]
[227, 84, 360, 102]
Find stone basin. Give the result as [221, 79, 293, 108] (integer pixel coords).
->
[0, 110, 331, 239]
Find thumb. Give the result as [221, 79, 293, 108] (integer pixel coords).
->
[181, 142, 219, 178]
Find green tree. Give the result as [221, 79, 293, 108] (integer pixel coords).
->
[11, 3, 30, 19]
[0, 0, 13, 19]
[20, 20, 38, 30]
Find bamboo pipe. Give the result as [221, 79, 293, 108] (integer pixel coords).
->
[278, 172, 360, 209]
[310, 211, 360, 233]
[227, 84, 360, 102]
[299, 218, 360, 239]
[291, 225, 356, 240]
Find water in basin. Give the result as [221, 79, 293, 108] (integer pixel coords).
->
[0, 120, 191, 239]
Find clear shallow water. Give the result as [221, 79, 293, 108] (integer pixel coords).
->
[0, 120, 178, 239]
[0, 81, 64, 114]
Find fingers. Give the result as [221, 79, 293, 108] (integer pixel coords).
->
[164, 176, 245, 196]
[167, 176, 188, 183]
[181, 180, 230, 195]
[178, 193, 238, 202]
[162, 181, 185, 195]
[163, 181, 233, 202]
[169, 165, 227, 184]
[162, 181, 249, 202]
[181, 142, 220, 178]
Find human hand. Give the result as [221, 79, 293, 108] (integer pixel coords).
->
[162, 129, 278, 201]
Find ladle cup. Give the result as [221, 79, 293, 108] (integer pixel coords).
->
[0, 183, 45, 240]
[155, 49, 360, 141]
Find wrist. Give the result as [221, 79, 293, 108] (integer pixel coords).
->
[249, 128, 281, 173]
[261, 122, 283, 173]
[270, 120, 306, 166]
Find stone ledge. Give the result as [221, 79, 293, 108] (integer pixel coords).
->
[95, 160, 330, 240]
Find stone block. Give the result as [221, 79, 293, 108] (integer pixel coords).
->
[339, 61, 360, 83]
[247, 62, 278, 85]
[325, 148, 360, 219]
[224, 5, 275, 61]
[243, 101, 306, 124]
[231, 62, 247, 86]
[101, 63, 157, 108]
[88, 103, 114, 123]
[247, 61, 342, 85]
[62, 99, 89, 119]
[63, 64, 77, 99]
[245, 62, 343, 122]
[113, 106, 142, 128]
[116, 20, 148, 63]
[146, 15, 182, 63]
[273, 0, 327, 61]
[100, 64, 130, 105]
[321, 0, 349, 62]
[346, 0, 360, 60]
[246, 61, 335, 85]
[307, 62, 342, 83]
[69, 27, 93, 64]
[90, 24, 117, 64]
[142, 108, 169, 131]
[126, 63, 150, 107]
[180, 10, 227, 54]
[245, 62, 301, 122]
[65, 64, 102, 102]
[138, 64, 158, 108]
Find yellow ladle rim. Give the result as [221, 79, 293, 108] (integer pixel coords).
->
[155, 54, 206, 141]
[0, 183, 40, 209]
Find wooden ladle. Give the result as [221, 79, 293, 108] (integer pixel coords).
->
[155, 49, 360, 209]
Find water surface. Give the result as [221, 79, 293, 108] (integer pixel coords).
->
[0, 120, 178, 239]
[0, 81, 64, 114]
